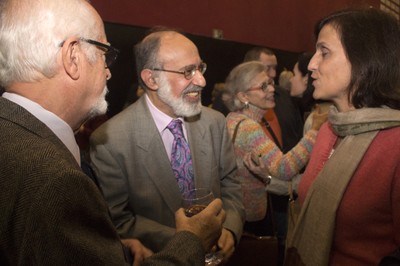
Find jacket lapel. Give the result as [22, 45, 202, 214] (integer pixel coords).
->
[134, 98, 182, 212]
[185, 111, 210, 189]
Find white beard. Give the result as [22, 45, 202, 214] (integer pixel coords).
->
[157, 73, 202, 118]
[88, 85, 108, 119]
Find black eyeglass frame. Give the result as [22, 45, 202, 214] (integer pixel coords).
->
[152, 62, 207, 80]
[80, 38, 120, 68]
[59, 38, 120, 69]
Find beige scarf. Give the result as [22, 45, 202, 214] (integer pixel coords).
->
[287, 106, 400, 266]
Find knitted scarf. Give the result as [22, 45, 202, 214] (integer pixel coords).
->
[287, 106, 400, 266]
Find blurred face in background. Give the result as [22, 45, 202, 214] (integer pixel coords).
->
[290, 62, 308, 97]
[259, 53, 277, 79]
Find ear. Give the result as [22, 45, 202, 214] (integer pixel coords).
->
[302, 75, 309, 86]
[236, 91, 248, 104]
[61, 37, 80, 80]
[141, 69, 158, 91]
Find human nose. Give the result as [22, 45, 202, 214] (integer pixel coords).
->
[267, 69, 276, 79]
[268, 84, 275, 93]
[191, 70, 206, 87]
[308, 53, 318, 72]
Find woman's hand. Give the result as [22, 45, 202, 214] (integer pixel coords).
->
[310, 104, 328, 131]
[243, 152, 271, 185]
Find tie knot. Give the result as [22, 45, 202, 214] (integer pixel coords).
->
[167, 119, 184, 138]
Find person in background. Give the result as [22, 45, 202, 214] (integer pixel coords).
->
[243, 47, 304, 265]
[290, 52, 315, 120]
[90, 28, 245, 264]
[286, 8, 400, 265]
[224, 61, 326, 259]
[210, 82, 230, 116]
[278, 68, 293, 93]
[0, 0, 226, 265]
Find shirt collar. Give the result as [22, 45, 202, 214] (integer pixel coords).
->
[144, 94, 184, 133]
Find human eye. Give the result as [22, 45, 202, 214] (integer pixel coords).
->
[261, 82, 268, 91]
[198, 62, 207, 74]
[319, 46, 329, 57]
[183, 65, 196, 79]
[316, 42, 330, 58]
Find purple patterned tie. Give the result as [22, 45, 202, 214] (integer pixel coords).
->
[167, 119, 194, 194]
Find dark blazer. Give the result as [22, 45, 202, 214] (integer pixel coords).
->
[0, 97, 206, 265]
[90, 95, 245, 252]
[0, 97, 129, 265]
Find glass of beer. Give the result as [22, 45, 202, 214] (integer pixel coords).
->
[182, 188, 223, 266]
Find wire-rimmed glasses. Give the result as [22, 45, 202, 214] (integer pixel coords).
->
[152, 62, 207, 80]
[246, 79, 274, 93]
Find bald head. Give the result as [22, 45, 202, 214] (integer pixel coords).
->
[135, 30, 200, 90]
[157, 32, 200, 68]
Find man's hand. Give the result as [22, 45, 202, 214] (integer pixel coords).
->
[120, 239, 153, 266]
[216, 228, 236, 264]
[175, 198, 226, 252]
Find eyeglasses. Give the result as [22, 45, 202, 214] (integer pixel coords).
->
[80, 38, 120, 68]
[152, 62, 207, 80]
[246, 80, 274, 93]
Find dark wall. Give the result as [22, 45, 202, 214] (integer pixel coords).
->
[104, 22, 299, 117]
[92, 0, 379, 53]
[96, 1, 380, 117]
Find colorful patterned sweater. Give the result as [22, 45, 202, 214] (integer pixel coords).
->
[227, 106, 317, 180]
[226, 105, 317, 221]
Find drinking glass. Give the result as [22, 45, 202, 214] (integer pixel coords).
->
[182, 188, 224, 266]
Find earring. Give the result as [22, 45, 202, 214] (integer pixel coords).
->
[244, 101, 249, 108]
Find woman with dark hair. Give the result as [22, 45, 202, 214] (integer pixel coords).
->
[290, 52, 315, 119]
[290, 53, 313, 98]
[290, 52, 332, 132]
[286, 8, 400, 266]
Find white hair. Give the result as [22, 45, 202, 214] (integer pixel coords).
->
[0, 0, 101, 88]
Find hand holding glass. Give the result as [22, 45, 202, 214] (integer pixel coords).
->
[182, 188, 223, 266]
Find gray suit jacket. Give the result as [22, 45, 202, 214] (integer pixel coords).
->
[90, 96, 245, 251]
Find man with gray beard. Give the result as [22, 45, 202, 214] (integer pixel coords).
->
[90, 28, 245, 264]
[0, 0, 229, 263]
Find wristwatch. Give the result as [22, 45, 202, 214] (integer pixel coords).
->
[263, 175, 272, 185]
